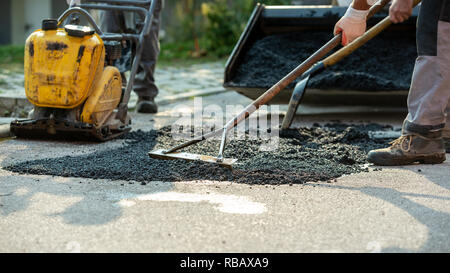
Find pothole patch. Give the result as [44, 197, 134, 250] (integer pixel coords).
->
[4, 123, 396, 185]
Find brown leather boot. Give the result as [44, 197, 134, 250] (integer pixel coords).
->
[136, 97, 158, 114]
[368, 134, 446, 166]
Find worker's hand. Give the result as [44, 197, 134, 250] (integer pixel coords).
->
[66, 0, 81, 6]
[389, 0, 414, 23]
[334, 6, 369, 46]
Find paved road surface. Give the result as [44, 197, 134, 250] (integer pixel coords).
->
[0, 60, 449, 252]
[0, 92, 449, 253]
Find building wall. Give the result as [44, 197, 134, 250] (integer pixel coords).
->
[0, 0, 12, 45]
[24, 0, 52, 39]
[9, 0, 53, 45]
[11, 0, 25, 45]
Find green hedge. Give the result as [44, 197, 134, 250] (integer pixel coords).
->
[162, 0, 292, 59]
[202, 0, 291, 57]
[0, 46, 25, 64]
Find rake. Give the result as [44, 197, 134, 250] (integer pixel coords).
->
[149, 0, 420, 168]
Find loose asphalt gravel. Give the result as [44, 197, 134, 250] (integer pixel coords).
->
[228, 30, 417, 91]
[4, 123, 396, 185]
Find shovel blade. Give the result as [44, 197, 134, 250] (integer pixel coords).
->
[149, 149, 238, 168]
[281, 75, 309, 130]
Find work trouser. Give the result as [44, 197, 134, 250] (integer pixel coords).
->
[100, 0, 163, 100]
[404, 0, 450, 137]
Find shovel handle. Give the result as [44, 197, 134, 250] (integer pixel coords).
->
[323, 0, 422, 68]
[367, 0, 392, 17]
[299, 0, 392, 67]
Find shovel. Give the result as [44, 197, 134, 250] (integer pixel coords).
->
[149, 0, 420, 168]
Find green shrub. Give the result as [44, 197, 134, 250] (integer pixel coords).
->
[162, 0, 292, 59]
[0, 46, 25, 64]
[201, 0, 292, 57]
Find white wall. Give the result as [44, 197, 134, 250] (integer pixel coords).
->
[11, 0, 25, 45]
[0, 0, 12, 44]
[11, 0, 52, 45]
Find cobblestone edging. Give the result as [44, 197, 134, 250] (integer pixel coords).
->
[0, 95, 32, 118]
[0, 61, 228, 117]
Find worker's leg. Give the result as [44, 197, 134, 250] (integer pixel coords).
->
[99, 8, 126, 35]
[99, 8, 129, 80]
[406, 0, 450, 130]
[99, 1, 162, 113]
[368, 0, 449, 165]
[133, 0, 164, 113]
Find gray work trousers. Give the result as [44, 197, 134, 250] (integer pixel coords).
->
[100, 0, 163, 100]
[405, 0, 450, 137]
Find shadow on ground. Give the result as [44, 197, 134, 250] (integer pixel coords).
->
[0, 173, 174, 226]
[309, 164, 450, 253]
[0, 136, 175, 226]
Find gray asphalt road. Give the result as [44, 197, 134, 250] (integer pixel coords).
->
[1, 162, 448, 253]
[0, 92, 449, 253]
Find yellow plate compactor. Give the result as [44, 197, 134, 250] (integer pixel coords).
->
[11, 0, 157, 141]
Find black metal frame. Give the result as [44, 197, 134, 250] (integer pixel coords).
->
[58, 0, 157, 122]
[10, 118, 131, 142]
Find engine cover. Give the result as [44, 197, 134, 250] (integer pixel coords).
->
[24, 23, 105, 109]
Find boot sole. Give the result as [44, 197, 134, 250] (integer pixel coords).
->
[368, 153, 446, 166]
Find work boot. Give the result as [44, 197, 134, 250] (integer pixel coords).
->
[367, 134, 446, 166]
[136, 97, 158, 114]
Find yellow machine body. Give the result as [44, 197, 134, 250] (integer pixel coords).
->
[22, 27, 123, 129]
[81, 67, 122, 125]
[24, 28, 105, 109]
[12, 12, 135, 141]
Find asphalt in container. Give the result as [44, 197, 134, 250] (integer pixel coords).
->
[228, 31, 417, 91]
[4, 124, 396, 185]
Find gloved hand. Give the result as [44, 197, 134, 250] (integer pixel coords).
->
[334, 6, 369, 46]
[389, 0, 414, 23]
[66, 0, 81, 5]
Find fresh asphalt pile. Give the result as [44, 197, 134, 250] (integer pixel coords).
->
[5, 124, 396, 185]
[228, 30, 417, 91]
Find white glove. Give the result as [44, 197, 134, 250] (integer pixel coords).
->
[334, 6, 369, 46]
[367, 0, 379, 5]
